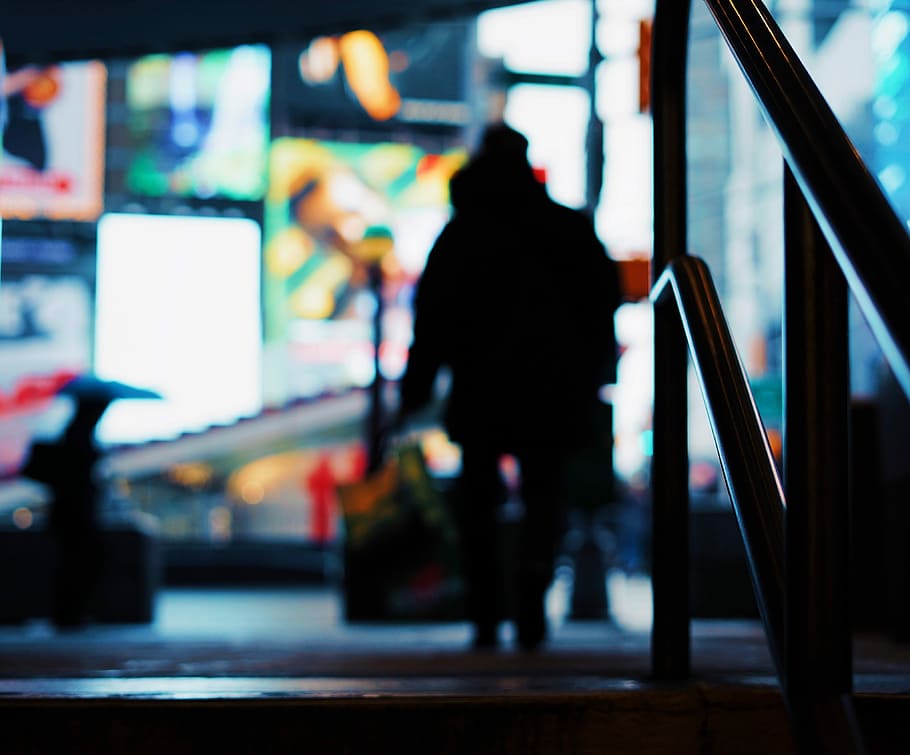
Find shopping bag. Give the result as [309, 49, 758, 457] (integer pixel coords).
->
[337, 445, 429, 556]
[336, 442, 463, 620]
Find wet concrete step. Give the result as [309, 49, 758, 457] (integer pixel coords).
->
[0, 679, 800, 755]
[1, 598, 907, 753]
[2, 678, 907, 754]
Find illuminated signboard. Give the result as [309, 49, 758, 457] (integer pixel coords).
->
[0, 236, 93, 475]
[274, 21, 473, 132]
[0, 60, 106, 221]
[94, 213, 262, 445]
[263, 137, 465, 400]
[124, 45, 270, 201]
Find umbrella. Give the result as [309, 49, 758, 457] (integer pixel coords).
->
[57, 374, 161, 404]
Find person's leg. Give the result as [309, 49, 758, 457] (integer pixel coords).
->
[515, 447, 567, 650]
[455, 444, 503, 648]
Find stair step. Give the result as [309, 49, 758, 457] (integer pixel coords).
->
[1, 609, 907, 753]
[3, 680, 905, 753]
[0, 679, 801, 754]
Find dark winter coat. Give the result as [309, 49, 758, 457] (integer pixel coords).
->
[399, 149, 620, 450]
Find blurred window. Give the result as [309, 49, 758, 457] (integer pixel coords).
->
[504, 84, 590, 208]
[477, 0, 592, 76]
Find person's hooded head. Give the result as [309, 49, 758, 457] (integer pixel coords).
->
[450, 123, 544, 211]
[478, 122, 530, 164]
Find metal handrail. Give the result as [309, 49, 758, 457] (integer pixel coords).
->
[651, 257, 787, 680]
[650, 0, 910, 751]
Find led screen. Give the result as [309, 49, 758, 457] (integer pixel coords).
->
[0, 237, 93, 474]
[124, 45, 270, 200]
[94, 213, 262, 445]
[0, 60, 106, 220]
[273, 21, 473, 132]
[263, 137, 465, 401]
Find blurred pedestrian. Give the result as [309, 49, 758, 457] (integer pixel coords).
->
[21, 376, 159, 628]
[23, 396, 107, 627]
[397, 123, 620, 650]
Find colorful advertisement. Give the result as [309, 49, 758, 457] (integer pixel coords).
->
[124, 45, 270, 201]
[0, 237, 94, 475]
[264, 137, 465, 401]
[273, 20, 474, 132]
[0, 61, 106, 221]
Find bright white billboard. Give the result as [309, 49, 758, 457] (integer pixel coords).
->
[95, 213, 262, 444]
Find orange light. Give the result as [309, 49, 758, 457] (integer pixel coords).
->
[639, 19, 653, 113]
[618, 256, 651, 301]
[766, 429, 783, 465]
[338, 30, 401, 121]
[22, 67, 62, 107]
[241, 480, 265, 505]
[13, 507, 34, 530]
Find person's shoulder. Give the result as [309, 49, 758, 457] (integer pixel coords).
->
[421, 216, 464, 272]
[545, 198, 594, 228]
[430, 215, 466, 251]
[544, 200, 604, 245]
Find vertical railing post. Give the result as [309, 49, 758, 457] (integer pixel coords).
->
[783, 164, 863, 752]
[584, 0, 604, 219]
[651, 0, 692, 680]
[367, 261, 386, 475]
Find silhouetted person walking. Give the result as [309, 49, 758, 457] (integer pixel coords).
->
[23, 398, 107, 628]
[397, 124, 620, 649]
[21, 376, 159, 629]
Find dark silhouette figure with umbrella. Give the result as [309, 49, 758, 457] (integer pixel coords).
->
[21, 375, 159, 628]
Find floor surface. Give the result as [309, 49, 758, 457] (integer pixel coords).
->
[0, 574, 907, 700]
